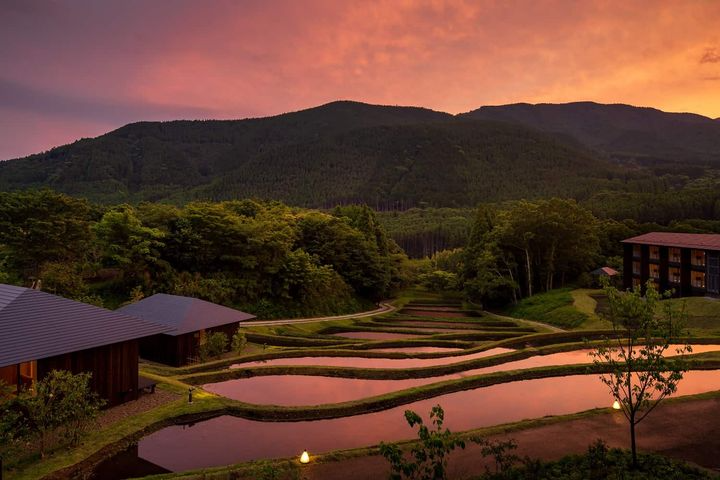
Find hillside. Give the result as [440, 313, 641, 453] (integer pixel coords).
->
[0, 101, 623, 207]
[462, 102, 720, 165]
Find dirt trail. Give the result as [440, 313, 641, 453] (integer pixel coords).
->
[301, 396, 720, 479]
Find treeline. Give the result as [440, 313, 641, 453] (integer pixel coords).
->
[379, 178, 720, 259]
[0, 191, 406, 318]
[414, 197, 720, 307]
[377, 208, 476, 258]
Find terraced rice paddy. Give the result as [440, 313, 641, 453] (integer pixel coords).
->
[93, 297, 720, 479]
[330, 331, 428, 340]
[211, 344, 718, 405]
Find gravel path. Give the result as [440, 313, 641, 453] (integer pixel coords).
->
[97, 390, 179, 429]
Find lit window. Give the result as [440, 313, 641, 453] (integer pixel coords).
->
[633, 261, 641, 275]
[692, 271, 706, 289]
[692, 250, 706, 267]
[649, 246, 660, 260]
[633, 245, 641, 257]
[632, 277, 641, 287]
[669, 248, 681, 263]
[668, 267, 681, 284]
[649, 264, 660, 279]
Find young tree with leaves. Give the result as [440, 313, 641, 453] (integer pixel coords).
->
[590, 280, 690, 467]
[379, 405, 465, 480]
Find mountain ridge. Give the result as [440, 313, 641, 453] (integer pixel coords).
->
[1, 100, 718, 207]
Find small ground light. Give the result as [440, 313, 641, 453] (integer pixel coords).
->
[612, 400, 621, 410]
[300, 450, 310, 464]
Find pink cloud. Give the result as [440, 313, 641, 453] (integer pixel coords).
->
[1, 0, 720, 159]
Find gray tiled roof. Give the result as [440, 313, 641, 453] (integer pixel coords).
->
[0, 284, 172, 368]
[118, 293, 255, 336]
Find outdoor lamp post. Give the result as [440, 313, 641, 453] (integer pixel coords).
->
[300, 450, 310, 464]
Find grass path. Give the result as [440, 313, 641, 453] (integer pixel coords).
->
[238, 302, 396, 327]
[484, 311, 566, 333]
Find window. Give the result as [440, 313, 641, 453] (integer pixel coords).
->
[669, 248, 681, 263]
[692, 250, 706, 267]
[633, 245, 641, 258]
[649, 263, 660, 279]
[649, 246, 660, 260]
[692, 271, 706, 289]
[633, 261, 641, 275]
[669, 267, 681, 284]
[632, 277, 641, 287]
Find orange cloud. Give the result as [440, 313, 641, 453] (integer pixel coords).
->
[1, 0, 720, 158]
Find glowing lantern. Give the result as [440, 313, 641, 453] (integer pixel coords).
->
[300, 450, 310, 464]
[612, 400, 621, 410]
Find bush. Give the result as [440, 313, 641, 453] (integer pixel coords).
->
[1, 370, 104, 460]
[474, 440, 713, 479]
[232, 329, 247, 354]
[199, 332, 229, 361]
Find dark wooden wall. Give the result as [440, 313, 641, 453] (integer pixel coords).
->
[0, 365, 17, 387]
[140, 322, 239, 367]
[38, 340, 139, 407]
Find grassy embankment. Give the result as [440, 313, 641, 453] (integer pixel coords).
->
[505, 287, 720, 336]
[505, 287, 611, 329]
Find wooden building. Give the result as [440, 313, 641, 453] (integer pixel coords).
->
[118, 294, 255, 366]
[0, 284, 170, 406]
[622, 232, 720, 297]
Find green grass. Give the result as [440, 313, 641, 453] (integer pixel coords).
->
[664, 297, 720, 336]
[506, 288, 591, 329]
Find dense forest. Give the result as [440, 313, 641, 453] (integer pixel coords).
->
[0, 190, 405, 318]
[5, 189, 720, 313]
[463, 101, 720, 164]
[7, 101, 720, 209]
[4, 100, 720, 311]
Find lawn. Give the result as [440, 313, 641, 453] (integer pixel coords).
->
[506, 288, 608, 329]
[664, 296, 720, 336]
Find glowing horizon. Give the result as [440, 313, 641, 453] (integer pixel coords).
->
[1, 0, 719, 160]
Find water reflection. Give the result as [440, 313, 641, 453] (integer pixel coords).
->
[369, 346, 464, 353]
[218, 345, 720, 406]
[109, 370, 720, 475]
[230, 347, 515, 370]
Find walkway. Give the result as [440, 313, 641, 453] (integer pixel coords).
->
[485, 311, 566, 333]
[238, 302, 396, 327]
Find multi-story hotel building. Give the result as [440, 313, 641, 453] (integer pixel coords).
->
[622, 232, 720, 296]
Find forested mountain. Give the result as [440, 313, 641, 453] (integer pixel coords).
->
[463, 102, 720, 164]
[3, 100, 720, 208]
[0, 101, 626, 207]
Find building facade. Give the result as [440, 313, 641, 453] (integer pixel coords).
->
[622, 232, 720, 296]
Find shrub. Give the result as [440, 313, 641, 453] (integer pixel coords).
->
[232, 329, 247, 354]
[199, 332, 229, 361]
[1, 370, 104, 459]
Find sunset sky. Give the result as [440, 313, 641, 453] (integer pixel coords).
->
[1, 0, 720, 160]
